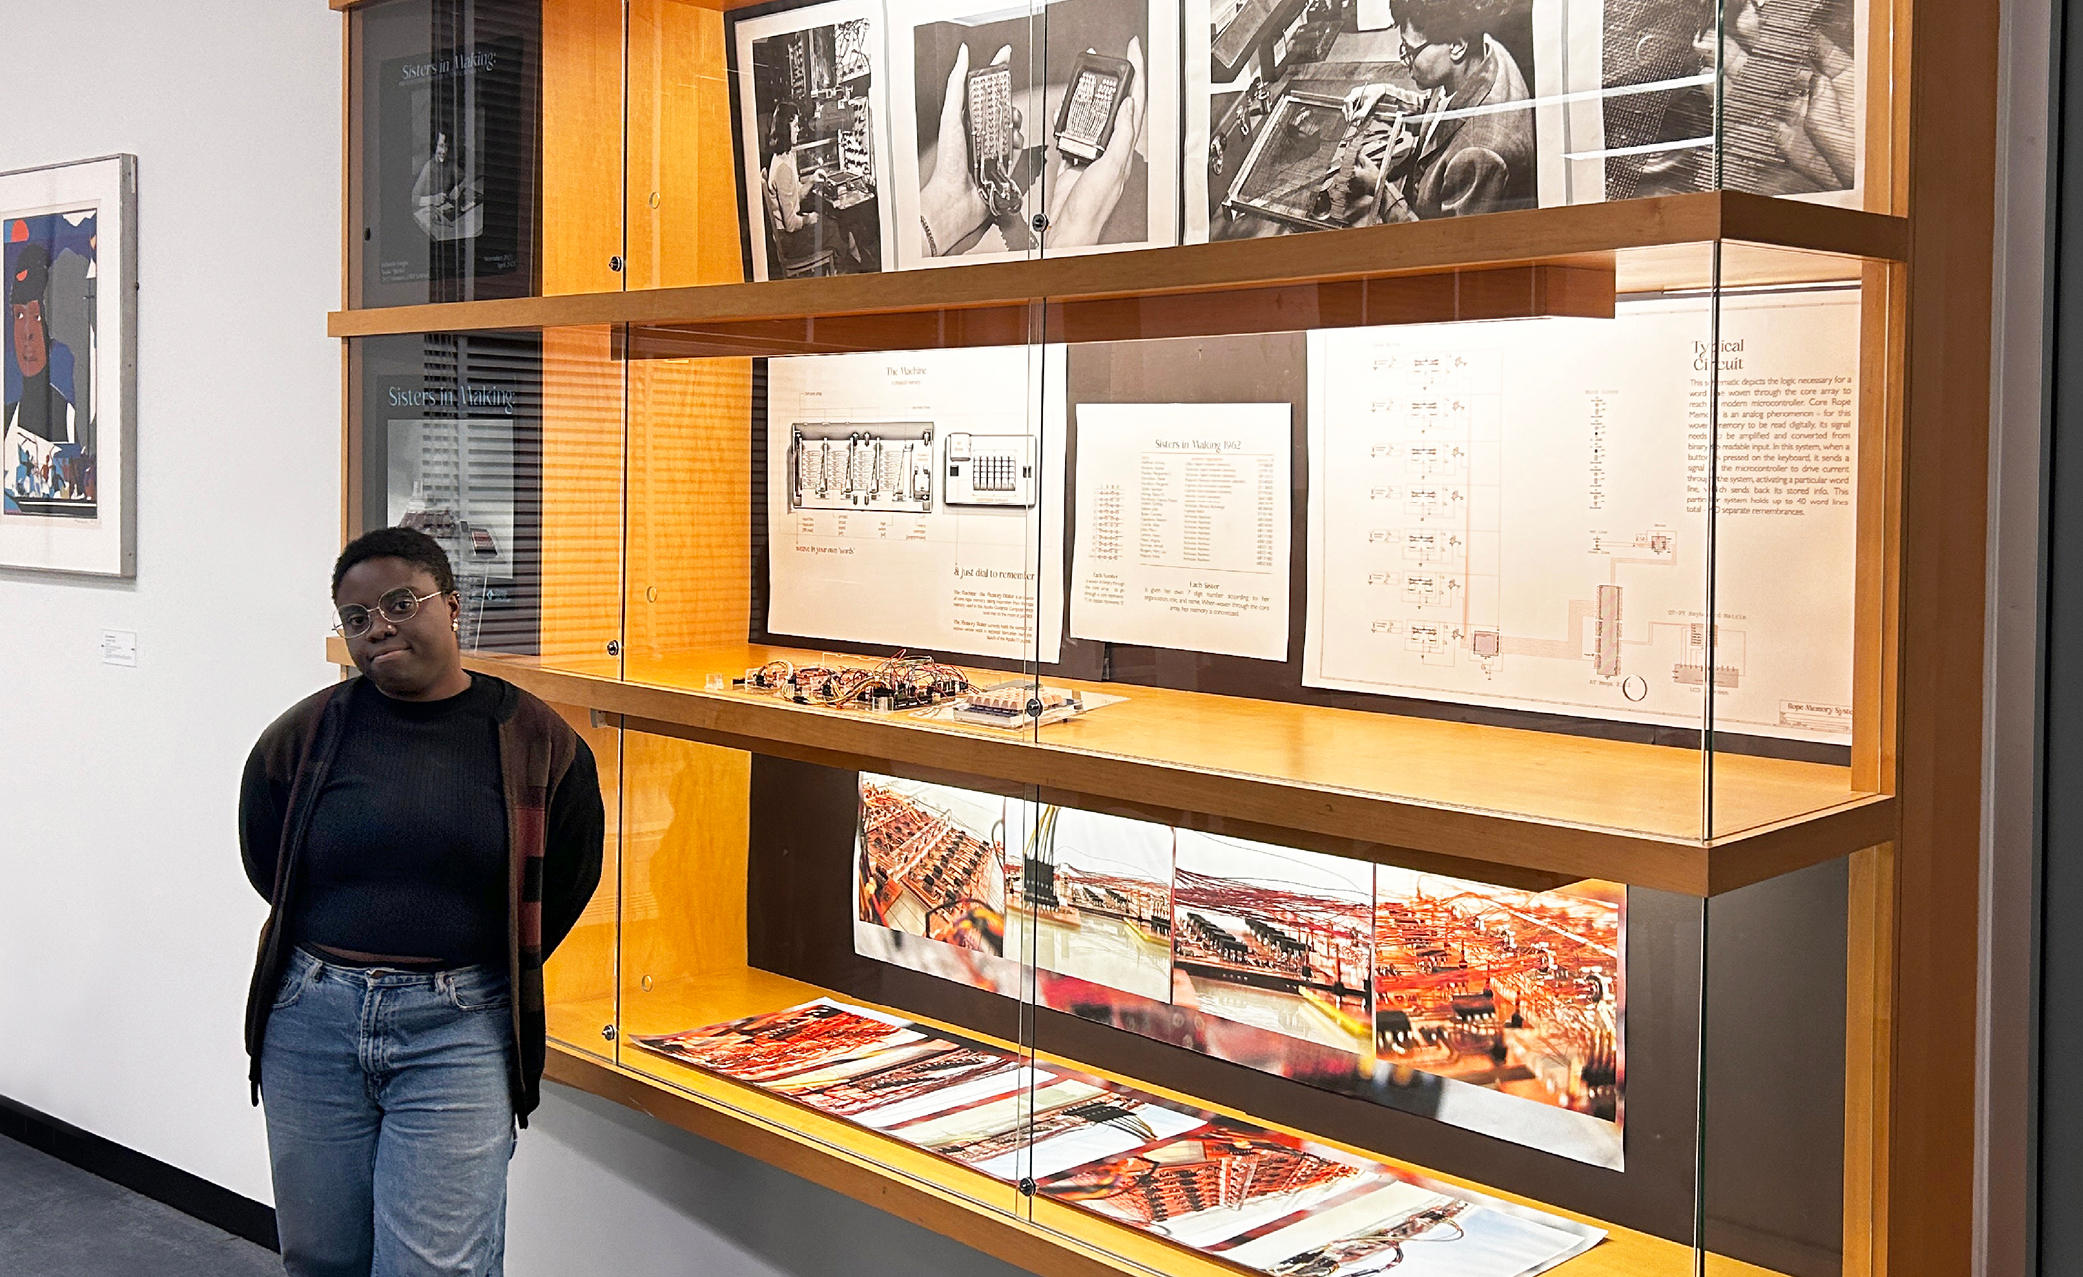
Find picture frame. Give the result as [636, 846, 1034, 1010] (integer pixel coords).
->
[0, 154, 136, 578]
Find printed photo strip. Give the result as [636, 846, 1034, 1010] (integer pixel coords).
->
[851, 773, 1625, 1165]
[633, 998, 1604, 1277]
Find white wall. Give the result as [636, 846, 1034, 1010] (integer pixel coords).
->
[0, 0, 344, 1203]
[0, 8, 1032, 1275]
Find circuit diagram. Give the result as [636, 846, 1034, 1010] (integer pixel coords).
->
[1314, 333, 1764, 718]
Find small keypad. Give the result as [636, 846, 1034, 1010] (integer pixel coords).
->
[973, 454, 1018, 491]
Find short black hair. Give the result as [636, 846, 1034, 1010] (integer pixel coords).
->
[9, 242, 50, 307]
[1388, 0, 1513, 45]
[332, 526, 457, 599]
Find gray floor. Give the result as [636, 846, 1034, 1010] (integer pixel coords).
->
[0, 1136, 280, 1277]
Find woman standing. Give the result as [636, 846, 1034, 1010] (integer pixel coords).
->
[240, 526, 604, 1277]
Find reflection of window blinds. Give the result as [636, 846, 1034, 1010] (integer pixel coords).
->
[412, 332, 544, 653]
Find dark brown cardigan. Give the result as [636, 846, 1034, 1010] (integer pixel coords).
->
[239, 675, 604, 1123]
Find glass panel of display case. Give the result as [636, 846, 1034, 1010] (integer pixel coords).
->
[1695, 855, 1859, 1277]
[608, 0, 1896, 292]
[1015, 243, 1726, 845]
[771, 764, 1768, 1273]
[349, 0, 635, 304]
[543, 704, 622, 1057]
[590, 236, 1884, 859]
[618, 302, 1056, 749]
[1704, 245, 1888, 841]
[611, 733, 1034, 1217]
[350, 0, 547, 308]
[349, 326, 627, 675]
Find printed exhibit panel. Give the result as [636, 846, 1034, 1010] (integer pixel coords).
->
[853, 774, 1627, 1166]
[641, 997, 1605, 1275]
[732, 0, 896, 280]
[1185, 0, 1547, 243]
[1069, 401, 1294, 661]
[885, 0, 1179, 269]
[1033, 1115, 1602, 1274]
[1552, 0, 1865, 207]
[364, 331, 546, 654]
[1218, 1179, 1604, 1276]
[1373, 869, 1622, 1124]
[768, 1040, 1035, 1123]
[764, 344, 1067, 665]
[1303, 286, 1858, 746]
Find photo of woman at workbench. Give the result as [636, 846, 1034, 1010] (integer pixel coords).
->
[733, 1, 890, 280]
[1202, 0, 1537, 239]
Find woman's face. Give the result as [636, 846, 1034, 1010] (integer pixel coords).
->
[335, 556, 462, 699]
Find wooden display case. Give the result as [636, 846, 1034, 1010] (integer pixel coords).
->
[325, 0, 1998, 1274]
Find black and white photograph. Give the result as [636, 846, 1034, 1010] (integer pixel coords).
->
[888, 0, 1179, 269]
[1549, 0, 1861, 203]
[1190, 0, 1541, 242]
[732, 0, 893, 280]
[363, 19, 537, 304]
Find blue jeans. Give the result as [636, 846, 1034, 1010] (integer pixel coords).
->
[261, 948, 515, 1277]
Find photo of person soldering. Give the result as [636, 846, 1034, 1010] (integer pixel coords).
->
[1205, 0, 1537, 240]
[735, 3, 888, 279]
[894, 0, 1175, 268]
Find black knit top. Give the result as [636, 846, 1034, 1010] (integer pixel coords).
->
[285, 674, 510, 968]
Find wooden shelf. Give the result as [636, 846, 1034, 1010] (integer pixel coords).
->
[328, 192, 1907, 357]
[331, 639, 1895, 895]
[546, 965, 1777, 1277]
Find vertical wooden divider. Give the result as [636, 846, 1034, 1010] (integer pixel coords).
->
[1840, 254, 1905, 1277]
[1842, 843, 1898, 1277]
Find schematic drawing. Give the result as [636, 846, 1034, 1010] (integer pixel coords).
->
[1320, 341, 1752, 708]
[857, 779, 1009, 955]
[789, 422, 935, 512]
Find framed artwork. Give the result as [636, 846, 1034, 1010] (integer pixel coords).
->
[1, 154, 136, 577]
